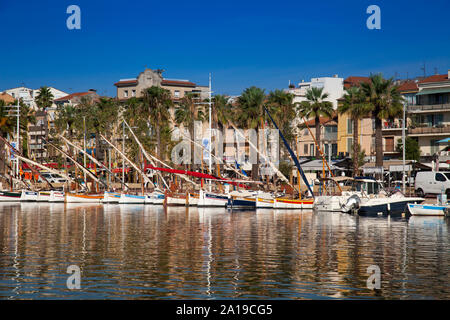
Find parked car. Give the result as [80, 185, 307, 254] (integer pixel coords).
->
[38, 172, 67, 184]
[415, 171, 450, 197]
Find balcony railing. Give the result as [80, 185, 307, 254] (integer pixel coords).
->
[408, 103, 450, 113]
[409, 125, 450, 135]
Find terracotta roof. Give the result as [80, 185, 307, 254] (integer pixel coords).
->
[344, 76, 370, 88]
[161, 79, 196, 87]
[397, 80, 419, 92]
[418, 74, 449, 84]
[301, 114, 337, 127]
[0, 92, 15, 104]
[54, 92, 93, 102]
[114, 79, 138, 86]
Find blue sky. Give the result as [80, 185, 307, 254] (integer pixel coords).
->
[0, 0, 449, 96]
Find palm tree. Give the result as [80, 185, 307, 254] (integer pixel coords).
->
[236, 86, 266, 181]
[35, 86, 54, 111]
[267, 89, 296, 144]
[212, 94, 232, 131]
[142, 86, 173, 160]
[174, 93, 204, 167]
[297, 87, 334, 154]
[361, 74, 403, 168]
[338, 87, 368, 176]
[0, 99, 15, 137]
[54, 104, 77, 138]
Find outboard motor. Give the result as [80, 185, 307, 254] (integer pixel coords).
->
[341, 194, 361, 213]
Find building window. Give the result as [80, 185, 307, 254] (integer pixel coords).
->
[310, 144, 315, 157]
[347, 119, 353, 134]
[304, 144, 308, 155]
[131, 90, 136, 97]
[385, 137, 394, 152]
[347, 138, 353, 154]
[174, 90, 180, 98]
[124, 90, 128, 98]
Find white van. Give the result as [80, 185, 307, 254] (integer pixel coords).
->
[415, 171, 450, 197]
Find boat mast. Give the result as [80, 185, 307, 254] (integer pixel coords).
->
[83, 116, 87, 186]
[122, 120, 125, 188]
[208, 73, 212, 192]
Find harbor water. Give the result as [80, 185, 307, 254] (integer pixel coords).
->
[0, 203, 448, 299]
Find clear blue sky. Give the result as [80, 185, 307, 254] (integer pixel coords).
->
[0, 0, 449, 96]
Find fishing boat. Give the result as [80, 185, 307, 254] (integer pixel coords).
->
[407, 203, 448, 216]
[118, 193, 145, 204]
[48, 190, 65, 202]
[103, 191, 120, 204]
[65, 193, 103, 203]
[20, 190, 38, 202]
[0, 191, 22, 202]
[146, 191, 165, 204]
[197, 189, 228, 207]
[37, 191, 51, 202]
[227, 196, 256, 210]
[166, 193, 188, 206]
[188, 193, 199, 206]
[274, 198, 314, 209]
[256, 197, 274, 208]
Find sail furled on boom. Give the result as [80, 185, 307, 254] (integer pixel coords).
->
[264, 106, 314, 198]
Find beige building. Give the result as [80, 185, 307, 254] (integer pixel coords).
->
[114, 68, 208, 101]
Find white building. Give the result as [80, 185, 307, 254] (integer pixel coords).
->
[287, 75, 344, 109]
[2, 86, 68, 110]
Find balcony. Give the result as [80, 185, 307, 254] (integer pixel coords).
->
[408, 125, 450, 136]
[382, 122, 404, 132]
[408, 103, 450, 113]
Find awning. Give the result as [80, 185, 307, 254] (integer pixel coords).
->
[416, 87, 450, 96]
[437, 137, 450, 143]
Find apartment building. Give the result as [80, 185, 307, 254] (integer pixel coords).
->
[297, 115, 338, 158]
[337, 76, 374, 158]
[3, 86, 67, 110]
[407, 70, 450, 157]
[287, 75, 344, 109]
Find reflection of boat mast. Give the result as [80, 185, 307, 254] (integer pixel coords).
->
[206, 216, 212, 296]
[11, 206, 21, 298]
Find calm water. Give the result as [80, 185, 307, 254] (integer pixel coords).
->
[0, 202, 448, 300]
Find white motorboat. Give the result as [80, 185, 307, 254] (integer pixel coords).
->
[407, 203, 448, 216]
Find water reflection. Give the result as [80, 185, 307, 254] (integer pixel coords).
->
[0, 203, 448, 299]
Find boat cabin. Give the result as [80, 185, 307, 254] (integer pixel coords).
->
[352, 177, 381, 195]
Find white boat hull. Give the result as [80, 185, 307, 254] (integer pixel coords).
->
[197, 189, 228, 207]
[103, 191, 120, 203]
[66, 193, 103, 203]
[314, 195, 347, 212]
[167, 195, 187, 206]
[0, 191, 22, 202]
[256, 197, 274, 208]
[37, 191, 51, 202]
[118, 193, 145, 204]
[407, 203, 447, 216]
[274, 198, 314, 209]
[49, 191, 65, 202]
[20, 190, 38, 202]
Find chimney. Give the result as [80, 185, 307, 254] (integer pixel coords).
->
[448, 70, 450, 79]
[333, 74, 338, 78]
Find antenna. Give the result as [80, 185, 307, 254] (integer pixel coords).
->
[434, 67, 438, 75]
[420, 62, 426, 78]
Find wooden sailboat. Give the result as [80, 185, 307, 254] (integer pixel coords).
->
[0, 190, 21, 202]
